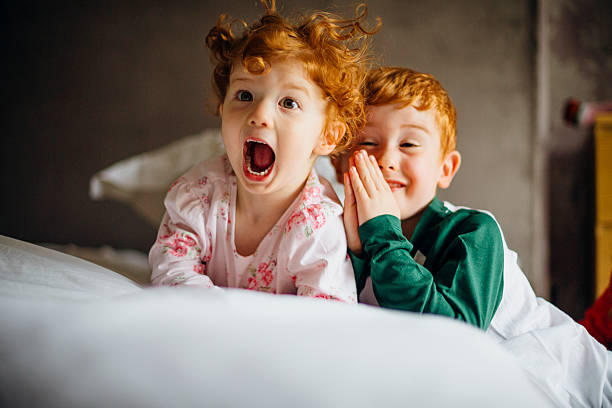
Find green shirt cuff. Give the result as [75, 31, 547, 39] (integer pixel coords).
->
[359, 215, 414, 255]
[348, 249, 370, 294]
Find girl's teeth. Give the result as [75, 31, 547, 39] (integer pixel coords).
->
[246, 157, 272, 176]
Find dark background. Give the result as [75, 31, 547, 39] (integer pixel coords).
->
[2, 0, 611, 319]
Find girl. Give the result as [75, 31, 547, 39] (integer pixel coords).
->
[149, 1, 379, 302]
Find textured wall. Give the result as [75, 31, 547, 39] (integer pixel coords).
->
[4, 0, 608, 317]
[1, 0, 537, 260]
[546, 0, 612, 317]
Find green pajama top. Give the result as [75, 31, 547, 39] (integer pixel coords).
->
[350, 197, 504, 330]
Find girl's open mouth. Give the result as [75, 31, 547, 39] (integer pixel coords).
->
[243, 139, 276, 181]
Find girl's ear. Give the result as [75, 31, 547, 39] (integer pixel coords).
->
[314, 121, 346, 156]
[437, 150, 461, 189]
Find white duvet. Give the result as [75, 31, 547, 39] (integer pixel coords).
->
[0, 235, 550, 407]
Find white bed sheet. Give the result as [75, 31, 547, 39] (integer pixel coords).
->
[0, 235, 551, 407]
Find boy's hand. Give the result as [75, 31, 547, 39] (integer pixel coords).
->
[343, 170, 363, 255]
[348, 150, 400, 226]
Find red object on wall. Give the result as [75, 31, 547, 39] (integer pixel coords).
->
[563, 98, 612, 128]
[579, 271, 612, 350]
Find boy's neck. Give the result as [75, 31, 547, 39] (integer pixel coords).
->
[400, 207, 427, 241]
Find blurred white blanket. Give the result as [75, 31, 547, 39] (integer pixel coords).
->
[0, 235, 550, 407]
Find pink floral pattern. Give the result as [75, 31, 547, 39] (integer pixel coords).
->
[150, 156, 356, 302]
[157, 229, 200, 258]
[215, 191, 231, 222]
[246, 259, 277, 292]
[302, 184, 322, 204]
[199, 194, 210, 205]
[313, 294, 342, 301]
[286, 204, 326, 237]
[168, 177, 185, 192]
[193, 263, 205, 275]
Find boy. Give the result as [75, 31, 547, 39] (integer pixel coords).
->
[336, 66, 611, 407]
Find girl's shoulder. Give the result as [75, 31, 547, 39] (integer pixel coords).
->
[300, 171, 343, 213]
[178, 155, 233, 185]
[165, 155, 235, 212]
[283, 171, 344, 239]
[167, 155, 234, 193]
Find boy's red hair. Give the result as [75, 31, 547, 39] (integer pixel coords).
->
[363, 67, 457, 156]
[205, 0, 380, 153]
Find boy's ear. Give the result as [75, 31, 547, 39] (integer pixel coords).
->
[437, 150, 461, 189]
[314, 121, 346, 156]
[218, 103, 223, 117]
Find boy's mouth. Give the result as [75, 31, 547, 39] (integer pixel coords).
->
[385, 179, 406, 192]
[243, 138, 276, 180]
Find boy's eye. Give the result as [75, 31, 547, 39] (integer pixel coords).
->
[359, 141, 377, 146]
[236, 90, 253, 102]
[400, 142, 418, 148]
[280, 97, 299, 110]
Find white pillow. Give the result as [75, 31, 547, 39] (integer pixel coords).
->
[0, 235, 142, 300]
[90, 129, 344, 226]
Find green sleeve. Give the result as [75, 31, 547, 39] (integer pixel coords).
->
[348, 249, 370, 295]
[359, 215, 504, 330]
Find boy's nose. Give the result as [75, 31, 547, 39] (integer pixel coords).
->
[378, 162, 396, 171]
[377, 152, 397, 171]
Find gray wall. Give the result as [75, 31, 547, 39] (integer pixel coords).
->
[545, 0, 612, 317]
[2, 0, 610, 318]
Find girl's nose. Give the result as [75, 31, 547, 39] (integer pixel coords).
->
[248, 101, 271, 128]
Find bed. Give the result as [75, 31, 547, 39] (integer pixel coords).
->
[0, 234, 552, 407]
[0, 130, 552, 407]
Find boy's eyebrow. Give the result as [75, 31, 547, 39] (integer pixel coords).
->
[400, 123, 430, 133]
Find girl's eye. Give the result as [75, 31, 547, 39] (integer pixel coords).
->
[280, 97, 299, 110]
[236, 90, 253, 102]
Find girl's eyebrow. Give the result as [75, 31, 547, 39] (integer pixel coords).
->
[283, 84, 313, 99]
[231, 74, 313, 94]
[230, 76, 251, 84]
[281, 81, 311, 96]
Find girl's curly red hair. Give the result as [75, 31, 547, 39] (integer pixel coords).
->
[205, 0, 380, 153]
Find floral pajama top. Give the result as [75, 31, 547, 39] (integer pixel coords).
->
[149, 155, 357, 303]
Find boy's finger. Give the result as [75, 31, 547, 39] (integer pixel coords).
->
[365, 154, 383, 188]
[368, 155, 392, 193]
[354, 150, 376, 197]
[349, 165, 368, 201]
[343, 172, 360, 242]
[343, 172, 355, 206]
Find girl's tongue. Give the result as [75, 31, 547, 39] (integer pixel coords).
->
[246, 140, 275, 174]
